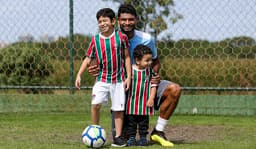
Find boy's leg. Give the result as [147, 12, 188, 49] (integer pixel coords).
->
[127, 115, 137, 138]
[110, 82, 126, 147]
[111, 111, 126, 147]
[111, 92, 128, 141]
[126, 115, 137, 146]
[110, 82, 126, 137]
[138, 115, 149, 138]
[138, 115, 149, 146]
[111, 112, 128, 141]
[91, 82, 109, 124]
[91, 104, 101, 124]
[114, 111, 124, 137]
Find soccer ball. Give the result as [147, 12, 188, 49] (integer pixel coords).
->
[81, 125, 107, 148]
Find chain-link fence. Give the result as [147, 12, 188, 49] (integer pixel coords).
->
[0, 0, 255, 115]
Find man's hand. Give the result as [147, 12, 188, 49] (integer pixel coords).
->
[151, 73, 160, 84]
[88, 65, 99, 77]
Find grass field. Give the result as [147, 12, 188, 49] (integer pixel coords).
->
[1, 100, 256, 149]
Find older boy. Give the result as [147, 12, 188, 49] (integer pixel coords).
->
[75, 8, 131, 147]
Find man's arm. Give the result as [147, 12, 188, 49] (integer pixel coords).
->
[86, 37, 99, 77]
[151, 57, 161, 84]
[152, 57, 161, 73]
[87, 58, 99, 77]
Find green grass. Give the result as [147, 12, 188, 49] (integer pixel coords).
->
[1, 112, 256, 148]
[1, 93, 255, 116]
[0, 93, 256, 148]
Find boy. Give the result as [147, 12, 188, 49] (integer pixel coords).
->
[126, 45, 157, 146]
[75, 8, 131, 147]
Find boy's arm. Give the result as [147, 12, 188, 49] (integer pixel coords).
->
[147, 86, 157, 107]
[75, 57, 91, 90]
[147, 67, 158, 107]
[124, 48, 132, 91]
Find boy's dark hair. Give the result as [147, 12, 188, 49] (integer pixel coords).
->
[96, 8, 115, 20]
[133, 45, 152, 60]
[118, 4, 137, 17]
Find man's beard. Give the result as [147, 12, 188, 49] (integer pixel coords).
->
[120, 25, 135, 34]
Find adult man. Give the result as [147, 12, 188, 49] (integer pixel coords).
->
[89, 4, 181, 147]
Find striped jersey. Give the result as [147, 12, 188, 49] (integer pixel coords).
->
[86, 30, 129, 83]
[126, 65, 154, 115]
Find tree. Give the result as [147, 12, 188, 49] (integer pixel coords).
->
[105, 0, 183, 39]
[0, 43, 54, 93]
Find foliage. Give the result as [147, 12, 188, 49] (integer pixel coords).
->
[105, 0, 183, 37]
[1, 34, 256, 89]
[48, 60, 95, 87]
[160, 58, 256, 87]
[35, 34, 91, 61]
[0, 42, 54, 93]
[158, 36, 256, 59]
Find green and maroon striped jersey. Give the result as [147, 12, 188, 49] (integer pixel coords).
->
[126, 65, 154, 115]
[86, 30, 129, 83]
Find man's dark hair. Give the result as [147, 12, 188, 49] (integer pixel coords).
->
[118, 4, 137, 17]
[133, 45, 152, 60]
[96, 8, 115, 20]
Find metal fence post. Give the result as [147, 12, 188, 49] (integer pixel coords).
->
[69, 0, 74, 94]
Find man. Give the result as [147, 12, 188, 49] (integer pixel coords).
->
[89, 4, 181, 147]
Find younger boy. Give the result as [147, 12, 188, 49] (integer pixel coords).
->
[75, 8, 131, 147]
[126, 45, 157, 146]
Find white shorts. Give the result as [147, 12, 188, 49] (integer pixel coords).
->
[92, 81, 125, 111]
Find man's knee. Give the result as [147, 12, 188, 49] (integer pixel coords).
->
[165, 83, 181, 102]
[171, 83, 181, 96]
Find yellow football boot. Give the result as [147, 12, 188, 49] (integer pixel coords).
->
[150, 128, 174, 147]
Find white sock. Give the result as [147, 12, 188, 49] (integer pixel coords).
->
[155, 117, 168, 132]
